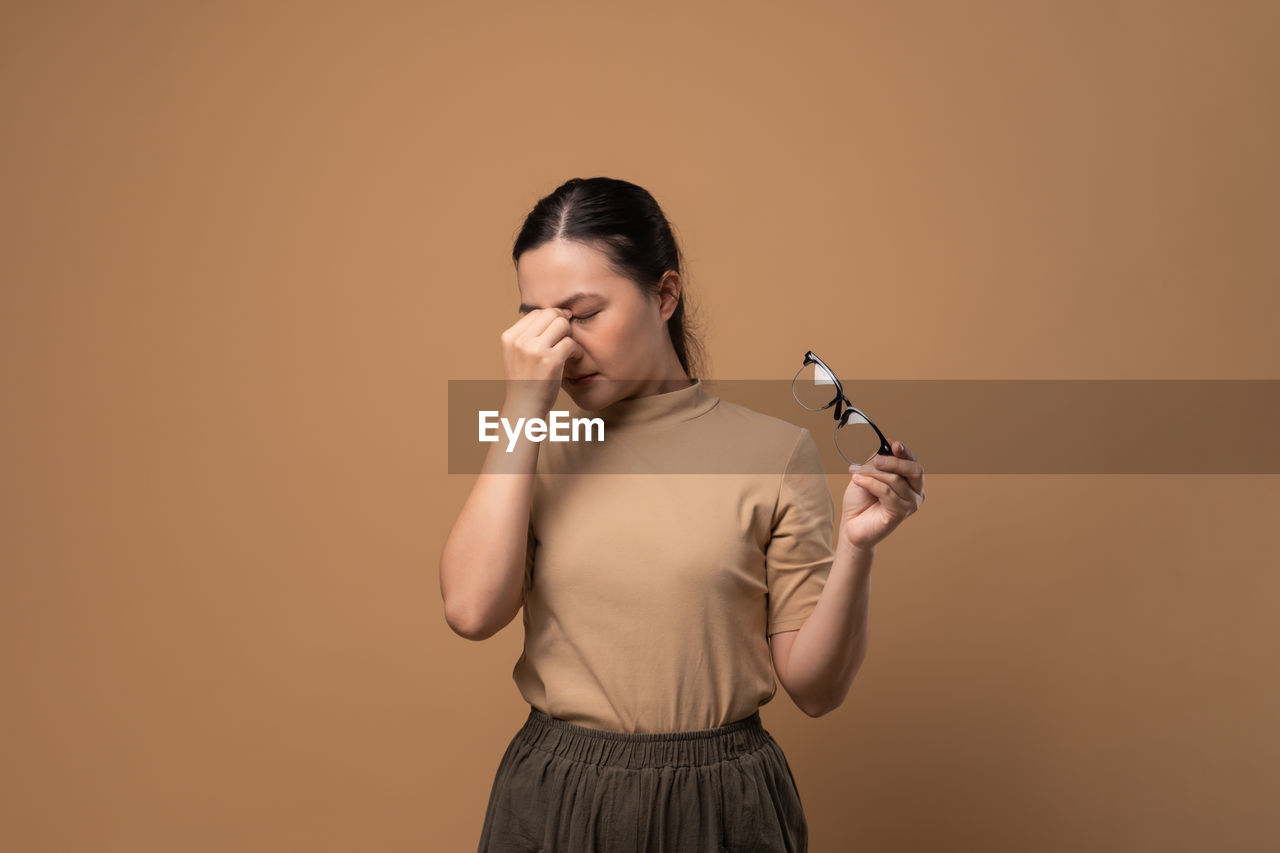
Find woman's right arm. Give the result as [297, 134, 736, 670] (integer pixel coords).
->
[439, 307, 580, 641]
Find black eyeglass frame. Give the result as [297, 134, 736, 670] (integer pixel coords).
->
[791, 350, 894, 466]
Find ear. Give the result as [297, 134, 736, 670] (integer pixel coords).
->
[656, 271, 682, 322]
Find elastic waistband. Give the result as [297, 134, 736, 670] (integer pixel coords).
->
[516, 706, 773, 769]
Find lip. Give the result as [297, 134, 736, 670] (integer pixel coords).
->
[566, 373, 598, 385]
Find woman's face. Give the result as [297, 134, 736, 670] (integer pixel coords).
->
[516, 238, 680, 409]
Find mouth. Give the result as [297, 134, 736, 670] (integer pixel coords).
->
[566, 373, 598, 386]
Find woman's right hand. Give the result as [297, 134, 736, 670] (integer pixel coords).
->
[500, 307, 583, 414]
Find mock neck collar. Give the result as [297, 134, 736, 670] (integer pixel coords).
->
[581, 378, 719, 430]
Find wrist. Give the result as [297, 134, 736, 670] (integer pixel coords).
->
[840, 535, 877, 562]
[502, 391, 553, 419]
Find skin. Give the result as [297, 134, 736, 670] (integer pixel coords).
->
[451, 236, 928, 715]
[514, 237, 693, 408]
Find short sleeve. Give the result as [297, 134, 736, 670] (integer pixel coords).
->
[765, 428, 835, 636]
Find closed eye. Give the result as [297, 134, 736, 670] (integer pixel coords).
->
[572, 311, 600, 322]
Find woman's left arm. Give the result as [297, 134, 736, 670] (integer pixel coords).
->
[771, 439, 926, 716]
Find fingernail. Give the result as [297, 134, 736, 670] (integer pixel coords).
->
[875, 455, 887, 467]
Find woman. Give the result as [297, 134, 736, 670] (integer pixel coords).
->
[441, 177, 925, 852]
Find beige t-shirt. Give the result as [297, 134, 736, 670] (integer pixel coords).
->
[513, 378, 835, 733]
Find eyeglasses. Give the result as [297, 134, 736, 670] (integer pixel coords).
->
[791, 350, 893, 467]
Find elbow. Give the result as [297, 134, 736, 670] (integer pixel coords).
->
[807, 649, 869, 716]
[440, 548, 522, 641]
[792, 684, 838, 717]
[440, 561, 493, 641]
[801, 697, 840, 718]
[801, 667, 862, 717]
[442, 593, 489, 641]
[443, 595, 514, 642]
[445, 608, 486, 641]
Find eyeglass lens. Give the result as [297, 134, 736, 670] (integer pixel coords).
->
[792, 358, 882, 467]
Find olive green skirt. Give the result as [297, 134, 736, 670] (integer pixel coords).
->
[478, 705, 807, 853]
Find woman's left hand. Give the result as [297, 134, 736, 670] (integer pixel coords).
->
[840, 439, 926, 551]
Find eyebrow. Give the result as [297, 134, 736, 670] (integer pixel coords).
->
[517, 291, 603, 315]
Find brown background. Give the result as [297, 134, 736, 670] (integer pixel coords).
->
[3, 1, 1278, 850]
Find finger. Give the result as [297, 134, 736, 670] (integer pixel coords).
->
[868, 452, 921, 482]
[549, 334, 583, 363]
[506, 305, 558, 336]
[853, 466, 915, 504]
[521, 308, 572, 345]
[885, 440, 925, 497]
[851, 470, 915, 513]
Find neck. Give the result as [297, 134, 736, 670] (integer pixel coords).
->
[582, 377, 718, 430]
